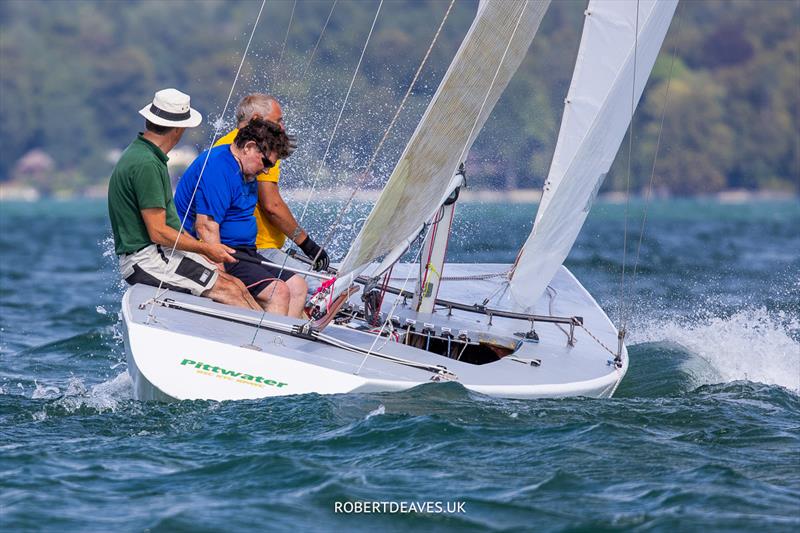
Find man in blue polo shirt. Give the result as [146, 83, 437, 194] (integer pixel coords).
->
[175, 118, 298, 316]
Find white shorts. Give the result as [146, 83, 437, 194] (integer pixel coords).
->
[119, 244, 218, 296]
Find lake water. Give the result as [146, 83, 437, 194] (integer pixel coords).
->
[1, 198, 798, 531]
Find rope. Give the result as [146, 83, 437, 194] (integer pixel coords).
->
[246, 277, 280, 290]
[579, 324, 617, 357]
[618, 0, 640, 328]
[146, 0, 267, 323]
[543, 267, 618, 360]
[624, 10, 682, 330]
[546, 286, 569, 340]
[374, 265, 393, 324]
[438, 270, 509, 282]
[548, 285, 616, 357]
[311, 0, 456, 257]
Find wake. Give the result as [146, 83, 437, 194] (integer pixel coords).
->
[628, 306, 800, 393]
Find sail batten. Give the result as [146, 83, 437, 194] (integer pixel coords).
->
[509, 0, 678, 312]
[338, 0, 551, 279]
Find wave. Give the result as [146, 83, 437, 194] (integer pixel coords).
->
[15, 327, 120, 359]
[626, 306, 800, 394]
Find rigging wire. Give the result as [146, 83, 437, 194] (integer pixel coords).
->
[146, 0, 267, 323]
[248, 0, 384, 346]
[353, 1, 531, 368]
[298, 0, 338, 83]
[623, 10, 682, 331]
[296, 0, 385, 225]
[241, 0, 339, 339]
[617, 0, 641, 330]
[282, 0, 455, 322]
[275, 0, 297, 80]
[311, 0, 456, 255]
[243, 1, 339, 326]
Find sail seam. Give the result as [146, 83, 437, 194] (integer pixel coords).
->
[456, 0, 530, 167]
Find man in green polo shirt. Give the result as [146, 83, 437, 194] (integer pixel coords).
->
[108, 88, 261, 310]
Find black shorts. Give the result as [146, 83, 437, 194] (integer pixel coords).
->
[226, 246, 294, 296]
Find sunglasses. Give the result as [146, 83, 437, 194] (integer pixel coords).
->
[257, 144, 276, 170]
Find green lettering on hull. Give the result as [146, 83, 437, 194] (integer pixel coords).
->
[178, 359, 288, 389]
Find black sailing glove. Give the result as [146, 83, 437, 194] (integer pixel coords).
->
[299, 235, 330, 272]
[286, 133, 298, 157]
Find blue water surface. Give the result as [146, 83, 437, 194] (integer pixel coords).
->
[1, 198, 798, 532]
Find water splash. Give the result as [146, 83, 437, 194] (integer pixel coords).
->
[29, 373, 134, 420]
[365, 404, 385, 419]
[629, 307, 800, 393]
[31, 381, 61, 399]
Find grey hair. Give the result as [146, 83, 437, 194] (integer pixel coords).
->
[235, 94, 278, 125]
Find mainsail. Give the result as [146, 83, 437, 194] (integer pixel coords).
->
[508, 0, 678, 311]
[337, 0, 551, 279]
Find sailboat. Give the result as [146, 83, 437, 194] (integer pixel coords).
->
[122, 0, 678, 401]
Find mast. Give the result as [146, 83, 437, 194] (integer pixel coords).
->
[412, 167, 465, 313]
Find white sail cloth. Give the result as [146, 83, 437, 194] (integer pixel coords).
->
[338, 0, 550, 280]
[509, 0, 678, 311]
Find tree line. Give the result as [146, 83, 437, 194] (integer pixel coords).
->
[0, 0, 797, 196]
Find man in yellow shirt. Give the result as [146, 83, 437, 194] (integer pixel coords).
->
[214, 94, 329, 317]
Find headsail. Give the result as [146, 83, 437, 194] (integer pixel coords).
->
[508, 0, 678, 311]
[338, 0, 551, 279]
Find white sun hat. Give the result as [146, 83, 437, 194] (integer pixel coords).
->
[139, 88, 202, 128]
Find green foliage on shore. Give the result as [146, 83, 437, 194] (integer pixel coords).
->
[0, 0, 797, 195]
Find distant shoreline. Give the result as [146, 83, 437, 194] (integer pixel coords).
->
[0, 184, 796, 204]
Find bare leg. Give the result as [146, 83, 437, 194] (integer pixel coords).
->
[285, 274, 309, 318]
[204, 272, 261, 310]
[255, 280, 290, 315]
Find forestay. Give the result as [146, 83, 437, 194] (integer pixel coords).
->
[338, 0, 551, 279]
[509, 0, 678, 311]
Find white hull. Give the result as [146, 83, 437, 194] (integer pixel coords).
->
[123, 264, 627, 401]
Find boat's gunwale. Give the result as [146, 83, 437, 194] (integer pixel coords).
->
[122, 263, 628, 401]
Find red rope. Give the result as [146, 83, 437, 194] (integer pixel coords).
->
[309, 276, 338, 313]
